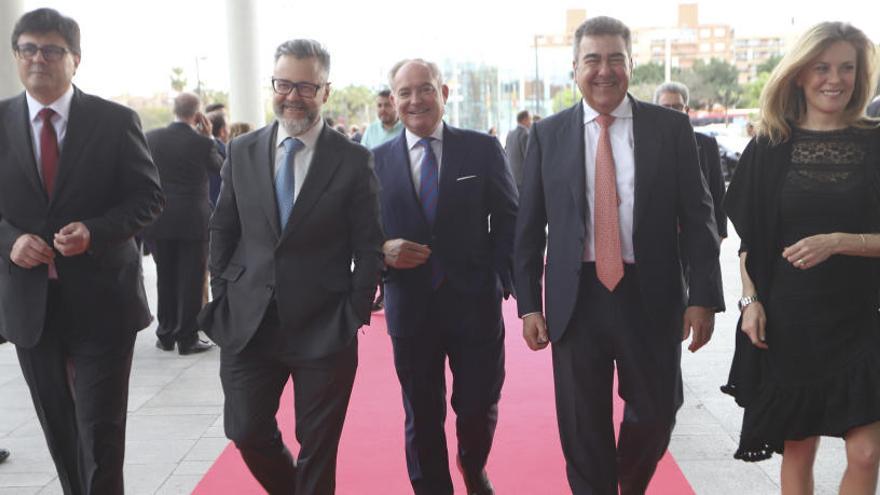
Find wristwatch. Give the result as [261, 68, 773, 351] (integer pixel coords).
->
[737, 295, 759, 312]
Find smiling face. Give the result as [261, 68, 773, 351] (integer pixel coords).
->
[15, 31, 79, 104]
[573, 34, 631, 114]
[390, 61, 448, 138]
[376, 95, 397, 126]
[796, 40, 857, 127]
[272, 55, 330, 136]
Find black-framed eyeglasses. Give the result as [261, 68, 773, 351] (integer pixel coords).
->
[14, 43, 69, 62]
[271, 78, 325, 98]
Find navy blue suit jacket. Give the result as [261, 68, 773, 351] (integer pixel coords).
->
[373, 124, 518, 336]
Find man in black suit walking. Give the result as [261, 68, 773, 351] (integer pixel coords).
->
[504, 109, 531, 190]
[199, 39, 383, 494]
[514, 16, 724, 494]
[0, 8, 163, 494]
[144, 92, 222, 355]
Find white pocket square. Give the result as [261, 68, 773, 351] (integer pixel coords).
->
[456, 175, 478, 182]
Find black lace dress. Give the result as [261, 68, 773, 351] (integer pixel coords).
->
[729, 127, 880, 461]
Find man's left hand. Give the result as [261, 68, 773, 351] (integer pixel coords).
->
[54, 222, 91, 256]
[682, 305, 714, 352]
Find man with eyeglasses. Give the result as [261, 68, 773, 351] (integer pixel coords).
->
[372, 58, 517, 495]
[0, 8, 163, 494]
[198, 38, 383, 493]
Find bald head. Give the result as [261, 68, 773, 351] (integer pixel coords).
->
[173, 92, 201, 121]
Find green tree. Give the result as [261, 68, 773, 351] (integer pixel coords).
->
[137, 106, 173, 131]
[740, 71, 770, 108]
[323, 85, 374, 126]
[551, 87, 579, 113]
[631, 62, 665, 86]
[169, 67, 187, 92]
[685, 58, 742, 110]
[757, 55, 783, 75]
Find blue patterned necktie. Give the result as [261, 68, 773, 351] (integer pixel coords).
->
[275, 137, 304, 228]
[417, 137, 443, 288]
[418, 137, 439, 226]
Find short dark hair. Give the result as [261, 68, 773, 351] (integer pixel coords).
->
[12, 8, 81, 56]
[516, 110, 530, 123]
[208, 111, 227, 137]
[205, 103, 226, 113]
[573, 16, 631, 60]
[378, 89, 392, 98]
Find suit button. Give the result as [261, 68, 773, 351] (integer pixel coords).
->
[265, 284, 274, 290]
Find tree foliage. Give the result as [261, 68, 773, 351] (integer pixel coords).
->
[552, 87, 579, 113]
[631, 62, 666, 86]
[169, 67, 187, 93]
[322, 85, 375, 126]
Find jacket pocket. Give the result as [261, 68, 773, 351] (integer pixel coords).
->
[220, 263, 245, 282]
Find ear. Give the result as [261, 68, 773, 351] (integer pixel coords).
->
[441, 84, 449, 104]
[322, 82, 331, 103]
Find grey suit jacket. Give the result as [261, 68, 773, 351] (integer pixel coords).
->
[0, 88, 164, 348]
[199, 122, 384, 357]
[514, 97, 724, 341]
[504, 124, 529, 189]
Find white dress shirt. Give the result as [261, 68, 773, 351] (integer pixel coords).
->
[582, 98, 636, 263]
[26, 85, 74, 181]
[405, 122, 444, 198]
[274, 117, 324, 206]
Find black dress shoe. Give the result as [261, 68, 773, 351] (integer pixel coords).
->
[457, 456, 494, 495]
[178, 340, 214, 355]
[155, 339, 174, 351]
[0, 448, 9, 463]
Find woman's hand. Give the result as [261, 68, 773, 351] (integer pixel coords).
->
[740, 301, 768, 349]
[782, 233, 840, 270]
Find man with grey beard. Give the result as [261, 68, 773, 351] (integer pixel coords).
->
[198, 38, 384, 494]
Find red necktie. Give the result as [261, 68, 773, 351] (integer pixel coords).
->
[594, 114, 623, 291]
[38, 108, 59, 197]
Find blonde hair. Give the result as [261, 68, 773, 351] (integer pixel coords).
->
[758, 21, 878, 144]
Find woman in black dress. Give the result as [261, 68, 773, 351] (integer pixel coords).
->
[724, 22, 880, 494]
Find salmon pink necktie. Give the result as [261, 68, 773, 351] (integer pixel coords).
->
[594, 114, 623, 291]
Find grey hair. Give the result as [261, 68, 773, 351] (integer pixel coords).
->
[573, 16, 632, 60]
[653, 81, 690, 105]
[274, 39, 330, 80]
[388, 58, 443, 89]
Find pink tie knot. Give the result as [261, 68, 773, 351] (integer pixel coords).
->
[596, 114, 615, 129]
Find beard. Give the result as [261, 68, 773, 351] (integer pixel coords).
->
[274, 101, 318, 136]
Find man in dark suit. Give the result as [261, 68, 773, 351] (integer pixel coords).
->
[514, 17, 724, 495]
[206, 107, 228, 207]
[143, 92, 222, 355]
[199, 39, 383, 494]
[654, 82, 726, 242]
[373, 58, 518, 495]
[504, 109, 531, 190]
[0, 8, 163, 494]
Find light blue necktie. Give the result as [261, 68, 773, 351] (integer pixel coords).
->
[275, 137, 304, 228]
[417, 137, 444, 289]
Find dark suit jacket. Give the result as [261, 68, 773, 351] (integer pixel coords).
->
[372, 124, 518, 336]
[514, 97, 724, 341]
[695, 132, 727, 238]
[0, 88, 164, 348]
[142, 122, 222, 240]
[504, 124, 529, 189]
[200, 122, 384, 357]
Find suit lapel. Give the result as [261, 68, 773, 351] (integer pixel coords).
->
[436, 123, 462, 229]
[630, 96, 661, 231]
[251, 122, 282, 238]
[281, 123, 342, 240]
[51, 88, 98, 206]
[7, 94, 46, 199]
[559, 103, 587, 223]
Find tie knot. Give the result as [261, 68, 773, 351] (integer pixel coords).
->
[417, 137, 434, 149]
[596, 114, 615, 129]
[38, 107, 56, 123]
[283, 137, 304, 153]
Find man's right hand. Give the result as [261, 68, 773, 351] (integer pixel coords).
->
[383, 239, 431, 269]
[522, 313, 550, 351]
[10, 234, 55, 269]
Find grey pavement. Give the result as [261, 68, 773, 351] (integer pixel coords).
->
[0, 224, 873, 494]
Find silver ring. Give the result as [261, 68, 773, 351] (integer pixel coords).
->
[797, 258, 805, 266]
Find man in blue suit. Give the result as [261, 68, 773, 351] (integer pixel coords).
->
[372, 58, 518, 495]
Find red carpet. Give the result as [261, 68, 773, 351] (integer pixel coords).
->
[194, 299, 694, 494]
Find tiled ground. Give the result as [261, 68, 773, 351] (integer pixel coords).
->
[0, 224, 873, 494]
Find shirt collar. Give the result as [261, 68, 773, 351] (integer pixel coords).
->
[405, 121, 444, 151]
[27, 84, 74, 123]
[276, 116, 324, 149]
[582, 96, 632, 124]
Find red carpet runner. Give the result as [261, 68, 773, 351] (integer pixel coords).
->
[194, 299, 694, 494]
